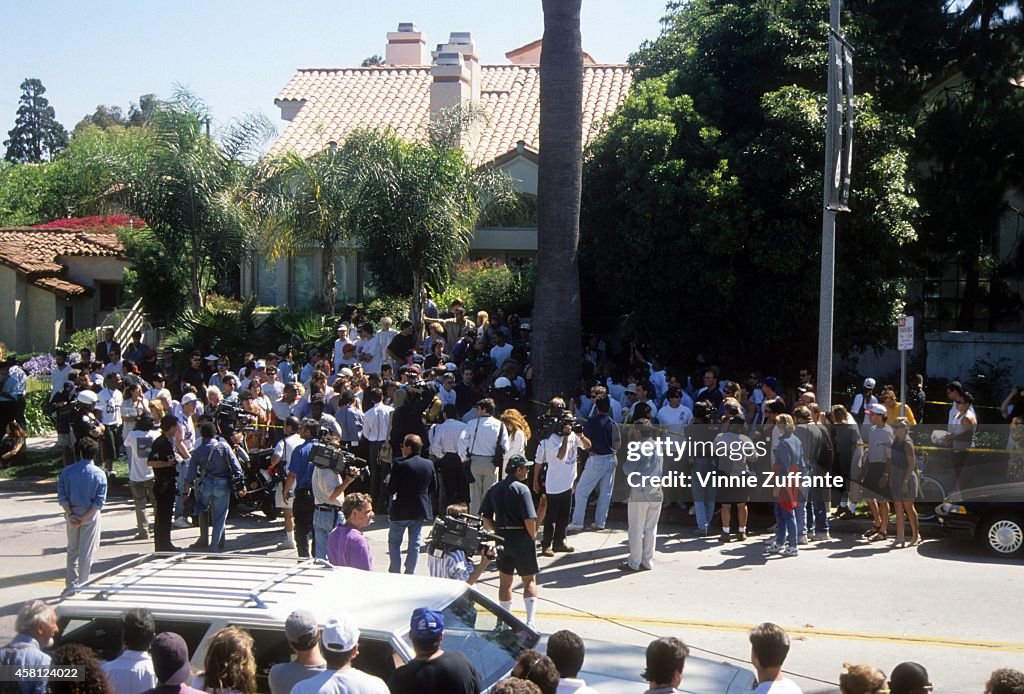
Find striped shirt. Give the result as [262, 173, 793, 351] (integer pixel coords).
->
[427, 549, 473, 581]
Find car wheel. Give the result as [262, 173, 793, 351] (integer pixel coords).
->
[982, 513, 1024, 557]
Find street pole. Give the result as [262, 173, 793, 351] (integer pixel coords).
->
[816, 0, 842, 411]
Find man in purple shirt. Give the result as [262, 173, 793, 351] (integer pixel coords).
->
[327, 492, 375, 570]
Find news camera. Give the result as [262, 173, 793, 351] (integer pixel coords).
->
[426, 511, 504, 559]
[214, 403, 257, 435]
[309, 440, 370, 481]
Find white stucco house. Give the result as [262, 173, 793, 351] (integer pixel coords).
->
[0, 226, 129, 353]
[242, 22, 633, 308]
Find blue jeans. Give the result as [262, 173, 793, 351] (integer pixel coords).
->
[314, 507, 341, 560]
[808, 487, 830, 534]
[774, 502, 798, 549]
[174, 460, 188, 518]
[388, 519, 424, 574]
[197, 478, 231, 551]
[796, 489, 809, 536]
[691, 458, 717, 531]
[571, 453, 617, 528]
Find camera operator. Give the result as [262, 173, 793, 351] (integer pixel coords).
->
[183, 420, 245, 552]
[390, 371, 438, 455]
[480, 454, 539, 631]
[281, 419, 320, 558]
[537, 414, 590, 556]
[71, 390, 106, 461]
[427, 503, 493, 585]
[311, 440, 357, 561]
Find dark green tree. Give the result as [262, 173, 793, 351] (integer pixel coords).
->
[4, 78, 69, 163]
[580, 0, 919, 370]
[73, 94, 161, 135]
[914, 0, 1024, 329]
[361, 55, 385, 67]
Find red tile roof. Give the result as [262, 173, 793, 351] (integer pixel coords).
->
[271, 63, 633, 165]
[0, 227, 127, 297]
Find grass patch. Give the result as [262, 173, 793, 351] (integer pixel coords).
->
[0, 448, 128, 481]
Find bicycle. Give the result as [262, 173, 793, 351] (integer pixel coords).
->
[913, 448, 946, 521]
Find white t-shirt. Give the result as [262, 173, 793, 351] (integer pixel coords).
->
[490, 343, 513, 369]
[752, 677, 803, 693]
[556, 679, 600, 694]
[657, 403, 693, 435]
[538, 433, 581, 495]
[290, 667, 389, 694]
[356, 335, 382, 374]
[102, 650, 157, 694]
[125, 429, 159, 482]
[50, 364, 74, 394]
[96, 388, 124, 426]
[262, 380, 285, 402]
[333, 337, 353, 372]
[274, 433, 305, 467]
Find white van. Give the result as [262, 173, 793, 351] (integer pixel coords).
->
[54, 553, 756, 693]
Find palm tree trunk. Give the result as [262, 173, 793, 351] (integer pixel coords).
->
[411, 269, 423, 343]
[533, 0, 584, 403]
[323, 243, 337, 316]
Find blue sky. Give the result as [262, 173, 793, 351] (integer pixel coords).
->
[2, 1, 670, 136]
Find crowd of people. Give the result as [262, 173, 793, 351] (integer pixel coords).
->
[6, 600, 1023, 694]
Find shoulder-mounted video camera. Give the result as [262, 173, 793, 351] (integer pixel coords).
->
[426, 511, 504, 558]
[215, 403, 257, 434]
[309, 440, 369, 481]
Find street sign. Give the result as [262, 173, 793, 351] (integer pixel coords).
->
[898, 316, 914, 351]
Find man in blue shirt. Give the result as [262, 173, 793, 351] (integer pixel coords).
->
[57, 437, 107, 594]
[569, 396, 617, 532]
[183, 420, 244, 552]
[2, 601, 59, 694]
[283, 419, 319, 558]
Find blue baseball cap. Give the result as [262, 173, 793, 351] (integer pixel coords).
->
[410, 608, 444, 640]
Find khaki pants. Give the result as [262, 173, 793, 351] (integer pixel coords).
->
[468, 455, 498, 515]
[66, 514, 101, 590]
[130, 479, 156, 532]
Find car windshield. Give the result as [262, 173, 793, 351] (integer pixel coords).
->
[402, 589, 538, 685]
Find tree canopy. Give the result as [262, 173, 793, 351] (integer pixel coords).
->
[580, 0, 925, 371]
[4, 78, 69, 163]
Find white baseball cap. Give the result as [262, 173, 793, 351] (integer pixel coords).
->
[340, 367, 354, 378]
[494, 377, 512, 389]
[77, 390, 99, 406]
[181, 393, 199, 406]
[863, 378, 877, 389]
[867, 403, 888, 416]
[320, 614, 359, 652]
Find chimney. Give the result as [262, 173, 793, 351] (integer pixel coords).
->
[385, 22, 428, 66]
[441, 32, 480, 102]
[429, 51, 471, 116]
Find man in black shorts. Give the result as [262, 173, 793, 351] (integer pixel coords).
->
[480, 454, 539, 631]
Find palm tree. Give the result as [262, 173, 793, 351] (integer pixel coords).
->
[346, 118, 516, 336]
[104, 89, 274, 310]
[532, 0, 584, 402]
[258, 147, 356, 314]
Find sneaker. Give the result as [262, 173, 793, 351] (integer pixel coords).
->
[781, 546, 799, 557]
[277, 537, 296, 550]
[566, 524, 583, 534]
[819, 532, 832, 541]
[134, 530, 150, 541]
[738, 531, 748, 541]
[798, 534, 809, 545]
[764, 542, 781, 554]
[719, 532, 731, 543]
[808, 532, 817, 541]
[768, 523, 778, 532]
[172, 518, 190, 529]
[695, 526, 708, 537]
[617, 561, 640, 572]
[541, 548, 554, 557]
[553, 545, 575, 553]
[189, 540, 210, 550]
[588, 523, 605, 531]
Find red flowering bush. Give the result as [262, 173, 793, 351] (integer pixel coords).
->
[33, 215, 146, 232]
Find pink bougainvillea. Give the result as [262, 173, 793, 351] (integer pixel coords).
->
[33, 215, 146, 232]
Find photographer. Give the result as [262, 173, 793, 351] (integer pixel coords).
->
[270, 416, 304, 551]
[536, 413, 590, 556]
[568, 396, 618, 533]
[71, 390, 106, 461]
[50, 374, 81, 466]
[426, 503, 494, 584]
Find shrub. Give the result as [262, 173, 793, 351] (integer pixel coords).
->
[25, 379, 54, 436]
[363, 295, 412, 326]
[162, 296, 267, 366]
[430, 260, 535, 317]
[268, 309, 337, 357]
[61, 329, 97, 357]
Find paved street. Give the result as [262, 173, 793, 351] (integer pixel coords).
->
[1, 483, 1021, 693]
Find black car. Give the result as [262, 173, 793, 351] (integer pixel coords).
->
[936, 482, 1024, 557]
